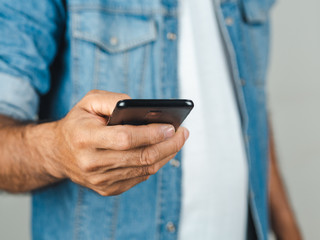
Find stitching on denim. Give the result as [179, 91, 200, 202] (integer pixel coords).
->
[159, 18, 165, 99]
[72, 31, 157, 54]
[175, 154, 183, 238]
[69, 5, 178, 17]
[93, 47, 100, 89]
[221, 0, 238, 3]
[247, 20, 268, 237]
[0, 105, 34, 121]
[251, 24, 268, 88]
[139, 43, 150, 98]
[123, 51, 129, 94]
[249, 190, 265, 240]
[110, 196, 120, 240]
[74, 186, 84, 240]
[0, 74, 39, 120]
[214, 0, 249, 132]
[71, 13, 80, 107]
[214, 0, 266, 239]
[155, 169, 163, 240]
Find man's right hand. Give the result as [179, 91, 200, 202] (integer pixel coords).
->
[43, 90, 189, 196]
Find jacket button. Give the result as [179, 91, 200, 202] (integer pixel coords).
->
[225, 17, 234, 26]
[166, 222, 176, 233]
[170, 159, 180, 168]
[110, 37, 118, 45]
[167, 32, 177, 40]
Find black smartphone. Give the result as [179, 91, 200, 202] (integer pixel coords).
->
[107, 99, 194, 130]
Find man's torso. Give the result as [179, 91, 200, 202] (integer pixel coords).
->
[30, 0, 274, 239]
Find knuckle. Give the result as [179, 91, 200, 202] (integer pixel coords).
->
[98, 190, 110, 197]
[87, 89, 100, 96]
[149, 146, 161, 163]
[174, 136, 184, 153]
[107, 186, 123, 196]
[115, 130, 132, 150]
[140, 166, 150, 176]
[82, 90, 98, 103]
[78, 90, 101, 107]
[119, 93, 130, 100]
[174, 142, 180, 153]
[74, 136, 87, 149]
[88, 176, 101, 186]
[78, 159, 93, 173]
[104, 178, 113, 186]
[82, 90, 104, 105]
[140, 147, 159, 166]
[72, 128, 89, 149]
[147, 125, 163, 144]
[147, 165, 157, 175]
[139, 149, 148, 166]
[127, 168, 139, 179]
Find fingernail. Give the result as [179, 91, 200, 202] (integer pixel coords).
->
[184, 129, 189, 140]
[163, 125, 175, 139]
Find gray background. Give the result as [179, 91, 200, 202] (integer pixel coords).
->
[0, 0, 319, 239]
[268, 0, 320, 239]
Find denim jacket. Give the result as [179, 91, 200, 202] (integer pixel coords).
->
[0, 0, 274, 239]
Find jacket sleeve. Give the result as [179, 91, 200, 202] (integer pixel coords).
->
[0, 0, 65, 120]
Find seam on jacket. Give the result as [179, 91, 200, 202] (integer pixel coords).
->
[110, 196, 120, 240]
[93, 46, 100, 89]
[69, 5, 178, 17]
[213, 0, 265, 239]
[139, 44, 150, 98]
[74, 186, 85, 240]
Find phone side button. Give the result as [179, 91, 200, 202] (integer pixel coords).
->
[170, 159, 180, 168]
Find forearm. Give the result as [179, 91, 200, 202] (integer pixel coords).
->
[0, 115, 62, 193]
[268, 126, 302, 239]
[0, 90, 188, 196]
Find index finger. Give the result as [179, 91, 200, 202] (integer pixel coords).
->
[92, 123, 176, 150]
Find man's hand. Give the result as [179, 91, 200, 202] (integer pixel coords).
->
[0, 90, 189, 195]
[48, 90, 189, 196]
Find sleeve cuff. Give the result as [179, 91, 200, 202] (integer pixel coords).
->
[0, 73, 39, 121]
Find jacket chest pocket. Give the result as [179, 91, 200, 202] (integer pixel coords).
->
[241, 0, 275, 87]
[70, 10, 157, 102]
[240, 0, 275, 24]
[221, 0, 275, 89]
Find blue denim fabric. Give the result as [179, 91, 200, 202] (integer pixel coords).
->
[0, 0, 274, 239]
[217, 0, 274, 238]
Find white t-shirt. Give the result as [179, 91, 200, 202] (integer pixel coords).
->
[178, 0, 248, 239]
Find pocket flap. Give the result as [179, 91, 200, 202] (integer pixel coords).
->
[72, 11, 157, 53]
[241, 0, 275, 23]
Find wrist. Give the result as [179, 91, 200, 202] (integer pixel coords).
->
[25, 121, 66, 180]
